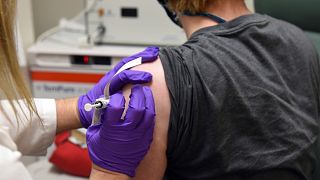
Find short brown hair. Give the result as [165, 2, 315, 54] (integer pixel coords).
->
[167, 0, 209, 14]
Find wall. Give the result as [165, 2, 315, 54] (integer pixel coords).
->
[32, 0, 83, 38]
[246, 0, 255, 12]
[17, 0, 34, 86]
[18, 0, 35, 48]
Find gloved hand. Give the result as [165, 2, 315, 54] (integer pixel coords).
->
[78, 46, 159, 128]
[86, 85, 155, 177]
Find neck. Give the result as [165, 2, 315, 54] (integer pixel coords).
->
[179, 0, 252, 38]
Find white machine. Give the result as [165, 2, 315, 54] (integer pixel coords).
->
[29, 0, 186, 99]
[28, 43, 146, 98]
[85, 0, 186, 45]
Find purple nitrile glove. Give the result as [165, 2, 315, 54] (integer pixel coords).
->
[108, 69, 153, 95]
[86, 85, 155, 177]
[78, 46, 159, 128]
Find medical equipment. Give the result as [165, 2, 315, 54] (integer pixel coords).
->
[84, 0, 186, 45]
[86, 98, 109, 125]
[38, 0, 186, 46]
[28, 43, 147, 98]
[84, 98, 109, 112]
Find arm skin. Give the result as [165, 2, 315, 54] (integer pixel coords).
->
[123, 58, 171, 180]
[55, 97, 82, 134]
[90, 164, 131, 180]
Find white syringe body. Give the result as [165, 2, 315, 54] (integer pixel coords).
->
[84, 98, 110, 112]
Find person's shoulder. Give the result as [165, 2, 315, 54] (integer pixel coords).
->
[266, 15, 306, 37]
[160, 45, 185, 58]
[266, 15, 317, 53]
[159, 44, 195, 65]
[123, 56, 170, 127]
[123, 57, 171, 179]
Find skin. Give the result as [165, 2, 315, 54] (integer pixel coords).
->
[55, 0, 252, 179]
[180, 0, 251, 38]
[55, 98, 82, 134]
[89, 165, 130, 180]
[125, 59, 170, 180]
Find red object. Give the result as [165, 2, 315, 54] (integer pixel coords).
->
[49, 132, 91, 177]
[83, 56, 90, 64]
[31, 71, 104, 83]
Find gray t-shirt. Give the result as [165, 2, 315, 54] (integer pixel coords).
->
[160, 13, 320, 180]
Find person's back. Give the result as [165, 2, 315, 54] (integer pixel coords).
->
[126, 1, 320, 179]
[160, 13, 319, 180]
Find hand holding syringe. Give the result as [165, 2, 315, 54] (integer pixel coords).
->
[84, 56, 143, 113]
[84, 56, 146, 125]
[85, 98, 110, 125]
[77, 46, 159, 128]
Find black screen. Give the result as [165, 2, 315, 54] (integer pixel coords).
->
[121, 8, 138, 18]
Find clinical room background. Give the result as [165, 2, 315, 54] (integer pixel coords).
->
[16, 0, 320, 179]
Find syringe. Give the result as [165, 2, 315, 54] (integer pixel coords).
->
[84, 98, 110, 112]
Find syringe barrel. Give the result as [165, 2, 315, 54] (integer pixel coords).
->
[94, 98, 110, 110]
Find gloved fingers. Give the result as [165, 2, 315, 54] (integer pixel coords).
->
[91, 72, 115, 96]
[140, 46, 160, 63]
[92, 46, 158, 94]
[101, 91, 125, 126]
[86, 123, 101, 142]
[124, 85, 146, 129]
[137, 86, 156, 131]
[106, 46, 158, 95]
[142, 86, 155, 114]
[123, 46, 159, 64]
[109, 70, 152, 95]
[114, 46, 159, 70]
[79, 46, 159, 129]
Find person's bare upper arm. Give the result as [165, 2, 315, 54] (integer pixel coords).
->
[122, 57, 170, 180]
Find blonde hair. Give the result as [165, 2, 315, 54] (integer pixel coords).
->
[0, 0, 38, 124]
[167, 0, 209, 14]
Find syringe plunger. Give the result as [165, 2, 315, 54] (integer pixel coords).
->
[84, 98, 110, 112]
